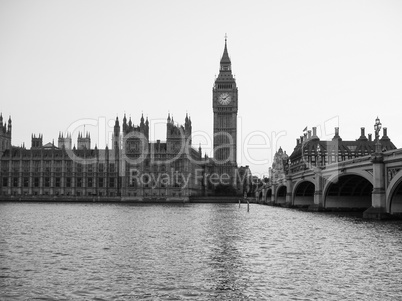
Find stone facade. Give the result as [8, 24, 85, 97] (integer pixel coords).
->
[0, 114, 205, 201]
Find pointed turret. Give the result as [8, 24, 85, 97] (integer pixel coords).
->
[112, 116, 120, 150]
[7, 116, 11, 133]
[114, 116, 120, 137]
[123, 113, 127, 133]
[220, 35, 231, 66]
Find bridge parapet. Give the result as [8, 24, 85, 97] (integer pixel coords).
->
[265, 124, 402, 218]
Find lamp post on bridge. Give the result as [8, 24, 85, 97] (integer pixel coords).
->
[363, 116, 390, 219]
[374, 116, 382, 154]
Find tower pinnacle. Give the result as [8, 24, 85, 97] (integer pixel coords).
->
[220, 35, 231, 65]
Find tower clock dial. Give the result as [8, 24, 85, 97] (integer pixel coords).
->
[218, 93, 231, 105]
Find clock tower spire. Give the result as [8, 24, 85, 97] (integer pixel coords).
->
[212, 36, 238, 190]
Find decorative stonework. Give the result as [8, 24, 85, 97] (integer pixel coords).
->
[387, 168, 401, 185]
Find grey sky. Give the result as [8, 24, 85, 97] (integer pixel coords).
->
[1, 0, 401, 176]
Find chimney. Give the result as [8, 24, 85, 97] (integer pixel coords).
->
[359, 127, 367, 140]
[296, 138, 300, 145]
[368, 134, 372, 141]
[332, 127, 342, 141]
[383, 127, 388, 137]
[307, 130, 311, 139]
[300, 136, 303, 143]
[312, 127, 317, 136]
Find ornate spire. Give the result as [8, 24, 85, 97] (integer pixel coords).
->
[220, 34, 231, 65]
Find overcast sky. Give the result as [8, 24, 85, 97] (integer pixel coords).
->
[1, 0, 401, 176]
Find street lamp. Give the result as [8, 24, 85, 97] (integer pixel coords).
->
[374, 116, 382, 153]
[316, 144, 321, 166]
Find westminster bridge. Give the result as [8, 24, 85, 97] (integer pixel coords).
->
[255, 134, 402, 219]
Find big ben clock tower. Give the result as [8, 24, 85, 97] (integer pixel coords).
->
[213, 37, 238, 186]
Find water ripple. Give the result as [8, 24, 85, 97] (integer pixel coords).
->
[1, 203, 402, 300]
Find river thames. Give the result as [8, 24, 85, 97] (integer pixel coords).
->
[1, 202, 402, 300]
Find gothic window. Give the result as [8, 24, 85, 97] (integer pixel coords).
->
[23, 177, 29, 187]
[34, 177, 39, 187]
[54, 161, 62, 172]
[44, 161, 51, 173]
[23, 161, 30, 172]
[1, 161, 8, 172]
[44, 177, 50, 187]
[77, 178, 82, 187]
[12, 161, 19, 172]
[55, 178, 61, 188]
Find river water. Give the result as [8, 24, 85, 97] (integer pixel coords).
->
[1, 202, 402, 300]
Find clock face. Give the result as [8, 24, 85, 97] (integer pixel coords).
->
[218, 93, 231, 105]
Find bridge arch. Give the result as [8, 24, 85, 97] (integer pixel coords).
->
[276, 185, 287, 205]
[387, 170, 402, 214]
[293, 180, 315, 207]
[323, 172, 373, 209]
[265, 188, 272, 203]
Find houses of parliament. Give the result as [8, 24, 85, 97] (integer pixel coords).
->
[0, 39, 249, 201]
